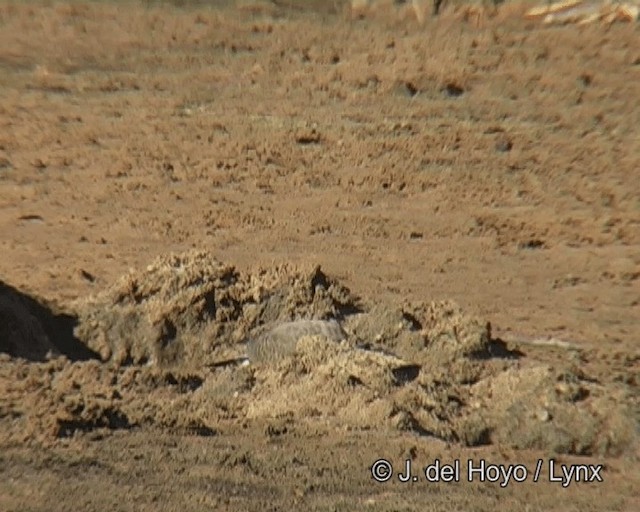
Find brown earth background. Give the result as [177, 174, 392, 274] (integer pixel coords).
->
[0, 1, 639, 511]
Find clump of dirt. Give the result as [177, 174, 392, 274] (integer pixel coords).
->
[0, 357, 131, 445]
[344, 300, 491, 364]
[72, 251, 236, 366]
[469, 365, 638, 456]
[249, 335, 415, 412]
[72, 250, 359, 367]
[2, 250, 637, 457]
[218, 329, 636, 455]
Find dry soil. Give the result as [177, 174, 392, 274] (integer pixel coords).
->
[0, 1, 639, 511]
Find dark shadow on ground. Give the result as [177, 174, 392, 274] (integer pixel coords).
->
[482, 337, 525, 360]
[0, 280, 99, 361]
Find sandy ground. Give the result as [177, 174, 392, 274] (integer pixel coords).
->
[0, 1, 639, 511]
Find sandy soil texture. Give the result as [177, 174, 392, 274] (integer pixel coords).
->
[0, 1, 639, 511]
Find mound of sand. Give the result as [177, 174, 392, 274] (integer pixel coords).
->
[72, 250, 357, 366]
[1, 250, 636, 456]
[201, 323, 635, 455]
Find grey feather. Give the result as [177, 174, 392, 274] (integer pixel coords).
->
[246, 319, 345, 363]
